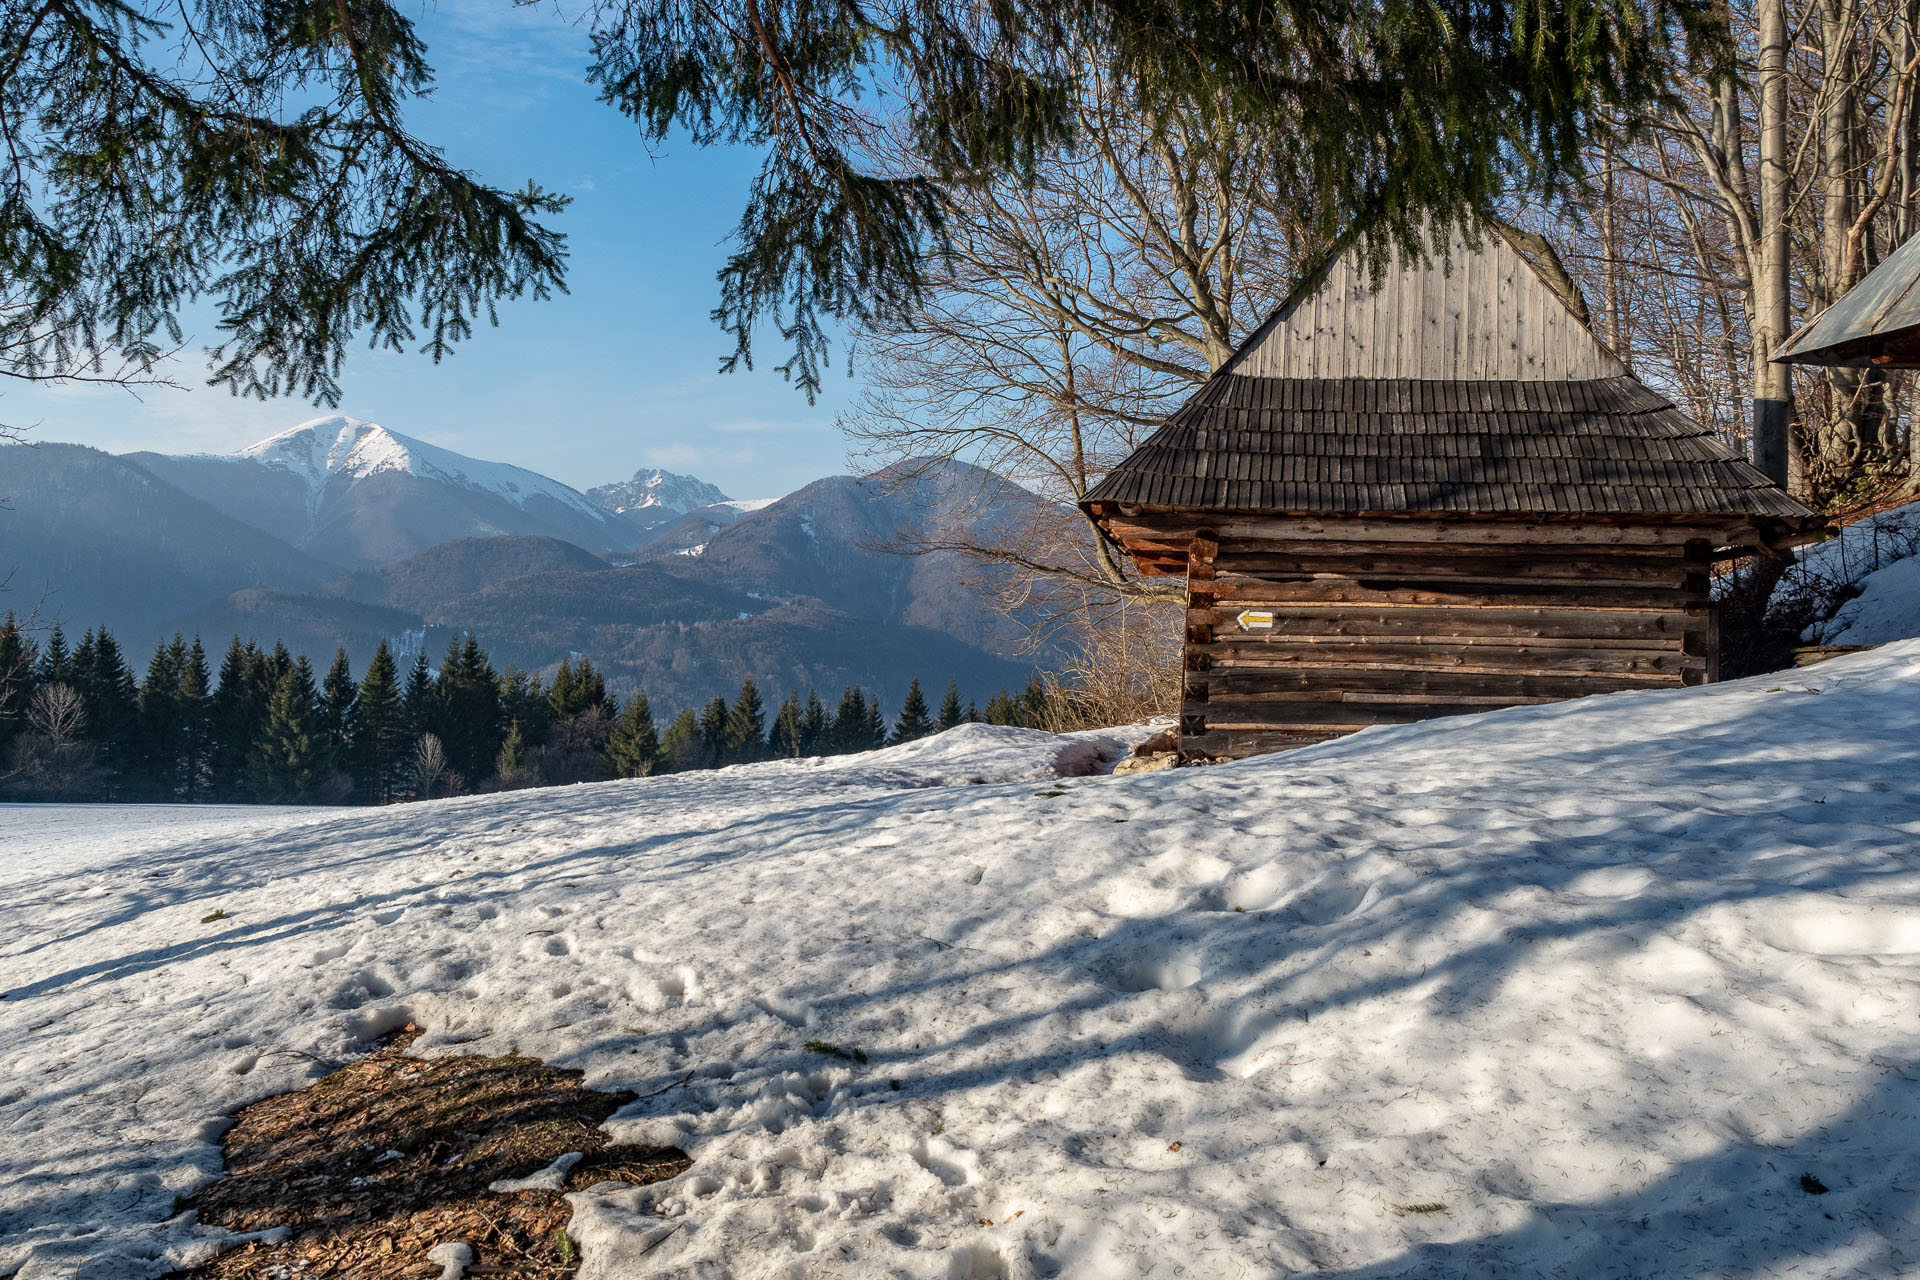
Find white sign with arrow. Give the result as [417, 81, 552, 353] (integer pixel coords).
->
[1236, 609, 1275, 630]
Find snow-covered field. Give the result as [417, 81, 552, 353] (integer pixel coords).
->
[4, 656, 1920, 1278]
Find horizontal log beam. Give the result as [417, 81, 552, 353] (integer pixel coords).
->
[1211, 552, 1691, 588]
[1206, 668, 1681, 699]
[1180, 728, 1346, 759]
[1195, 605, 1704, 640]
[1210, 576, 1702, 610]
[1105, 515, 1757, 548]
[1204, 647, 1699, 677]
[1203, 702, 1501, 729]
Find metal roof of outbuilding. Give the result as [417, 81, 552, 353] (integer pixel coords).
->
[1775, 231, 1920, 367]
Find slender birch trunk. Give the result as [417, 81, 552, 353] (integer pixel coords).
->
[1753, 0, 1799, 490]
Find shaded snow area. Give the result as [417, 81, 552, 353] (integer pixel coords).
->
[3, 673, 1920, 1277]
[1775, 499, 1920, 645]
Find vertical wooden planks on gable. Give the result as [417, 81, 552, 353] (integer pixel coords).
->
[1500, 242, 1524, 380]
[1450, 236, 1472, 377]
[1473, 231, 1499, 380]
[1346, 252, 1370, 375]
[1368, 250, 1392, 380]
[1420, 245, 1448, 379]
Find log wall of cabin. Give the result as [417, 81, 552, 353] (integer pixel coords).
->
[1127, 515, 1721, 761]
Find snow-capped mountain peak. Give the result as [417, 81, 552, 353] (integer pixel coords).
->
[586, 467, 730, 518]
[240, 416, 412, 488]
[236, 415, 609, 521]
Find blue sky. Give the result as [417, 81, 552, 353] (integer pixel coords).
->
[4, 2, 853, 501]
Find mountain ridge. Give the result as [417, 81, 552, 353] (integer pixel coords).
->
[127, 417, 648, 566]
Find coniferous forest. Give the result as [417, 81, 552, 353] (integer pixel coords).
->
[0, 615, 1047, 805]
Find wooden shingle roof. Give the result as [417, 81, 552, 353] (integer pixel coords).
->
[1083, 221, 1820, 532]
[1083, 374, 1813, 519]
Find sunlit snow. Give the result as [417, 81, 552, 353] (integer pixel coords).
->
[235, 415, 615, 520]
[3, 662, 1919, 1277]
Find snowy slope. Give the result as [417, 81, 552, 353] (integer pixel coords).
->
[1775, 498, 1920, 645]
[129, 418, 643, 566]
[585, 468, 731, 520]
[4, 665, 1920, 1278]
[242, 416, 616, 524]
[1792, 499, 1920, 645]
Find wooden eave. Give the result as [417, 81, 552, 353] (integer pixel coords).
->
[1085, 502, 1831, 576]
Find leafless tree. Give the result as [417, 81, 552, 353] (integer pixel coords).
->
[1506, 0, 1920, 507]
[843, 65, 1314, 709]
[409, 733, 458, 800]
[26, 682, 82, 752]
[10, 682, 94, 796]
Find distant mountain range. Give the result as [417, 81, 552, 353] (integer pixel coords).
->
[586, 468, 730, 520]
[125, 416, 700, 567]
[0, 420, 1044, 711]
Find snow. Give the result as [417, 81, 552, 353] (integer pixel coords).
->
[1787, 500, 1920, 646]
[587, 469, 731, 517]
[235, 416, 617, 523]
[5, 660, 1920, 1277]
[1823, 554, 1920, 645]
[720, 498, 777, 513]
[1774, 499, 1920, 645]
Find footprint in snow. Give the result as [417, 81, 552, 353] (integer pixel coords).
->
[1111, 955, 1203, 993]
[911, 1136, 980, 1187]
[946, 1239, 1010, 1280]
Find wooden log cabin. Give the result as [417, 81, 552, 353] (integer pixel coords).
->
[1082, 224, 1828, 761]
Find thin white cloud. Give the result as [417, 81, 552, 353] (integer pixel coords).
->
[707, 416, 833, 435]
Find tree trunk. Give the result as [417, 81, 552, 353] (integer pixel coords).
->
[1753, 0, 1799, 491]
[1818, 0, 1882, 488]
[1599, 140, 1627, 363]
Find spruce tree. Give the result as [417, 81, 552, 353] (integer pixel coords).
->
[833, 687, 867, 755]
[768, 692, 804, 758]
[861, 689, 888, 752]
[724, 678, 767, 763]
[1018, 676, 1049, 727]
[892, 679, 934, 744]
[0, 614, 38, 766]
[658, 708, 704, 773]
[547, 659, 579, 722]
[180, 638, 213, 800]
[352, 642, 408, 804]
[321, 649, 357, 771]
[698, 697, 731, 768]
[210, 639, 268, 800]
[496, 720, 529, 784]
[549, 658, 615, 722]
[79, 627, 140, 793]
[436, 636, 503, 788]
[264, 641, 294, 689]
[800, 690, 828, 756]
[606, 693, 660, 778]
[403, 649, 437, 740]
[36, 624, 69, 685]
[500, 668, 552, 748]
[138, 636, 189, 799]
[253, 657, 325, 802]
[937, 681, 963, 732]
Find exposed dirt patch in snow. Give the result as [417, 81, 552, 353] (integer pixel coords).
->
[170, 1026, 688, 1279]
